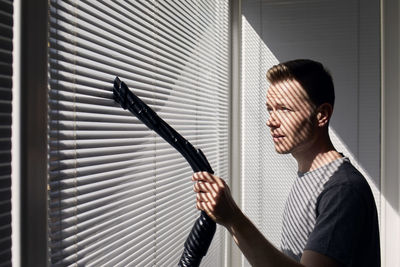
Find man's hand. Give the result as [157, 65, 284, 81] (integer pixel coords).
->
[192, 172, 239, 227]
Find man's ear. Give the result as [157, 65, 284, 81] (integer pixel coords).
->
[316, 103, 333, 127]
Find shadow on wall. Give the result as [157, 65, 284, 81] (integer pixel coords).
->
[242, 0, 382, 203]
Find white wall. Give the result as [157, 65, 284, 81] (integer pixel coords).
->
[240, 0, 381, 266]
[381, 0, 400, 266]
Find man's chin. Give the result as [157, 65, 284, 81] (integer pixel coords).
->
[275, 147, 292, 154]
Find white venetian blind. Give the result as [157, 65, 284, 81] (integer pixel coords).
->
[47, 0, 230, 266]
[0, 0, 13, 265]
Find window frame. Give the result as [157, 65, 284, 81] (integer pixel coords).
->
[19, 0, 49, 265]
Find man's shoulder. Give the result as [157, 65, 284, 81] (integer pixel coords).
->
[317, 159, 378, 216]
[323, 160, 370, 193]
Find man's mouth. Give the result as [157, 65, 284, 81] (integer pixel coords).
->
[271, 133, 285, 142]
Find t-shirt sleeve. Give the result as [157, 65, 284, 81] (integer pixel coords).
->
[304, 184, 366, 265]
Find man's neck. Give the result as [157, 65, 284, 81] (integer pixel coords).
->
[292, 136, 343, 173]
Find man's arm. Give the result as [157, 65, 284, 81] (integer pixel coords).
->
[301, 250, 342, 267]
[225, 206, 303, 267]
[193, 171, 341, 267]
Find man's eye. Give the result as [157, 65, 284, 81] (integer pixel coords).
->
[280, 107, 291, 112]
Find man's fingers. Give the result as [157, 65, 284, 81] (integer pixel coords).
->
[191, 172, 199, 181]
[193, 181, 220, 199]
[202, 171, 217, 183]
[193, 172, 226, 189]
[192, 172, 206, 181]
[192, 172, 214, 183]
[196, 192, 216, 204]
[196, 200, 217, 221]
[202, 172, 226, 189]
[193, 181, 209, 193]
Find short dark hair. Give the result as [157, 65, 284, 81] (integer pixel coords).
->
[266, 59, 335, 108]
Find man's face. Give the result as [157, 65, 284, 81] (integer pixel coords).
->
[266, 79, 317, 155]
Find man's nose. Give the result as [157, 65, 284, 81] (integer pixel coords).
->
[266, 111, 280, 128]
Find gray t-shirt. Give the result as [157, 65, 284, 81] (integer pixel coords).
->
[280, 158, 380, 266]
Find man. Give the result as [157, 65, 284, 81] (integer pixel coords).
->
[193, 59, 380, 266]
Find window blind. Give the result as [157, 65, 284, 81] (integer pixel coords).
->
[0, 0, 13, 265]
[48, 0, 230, 266]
